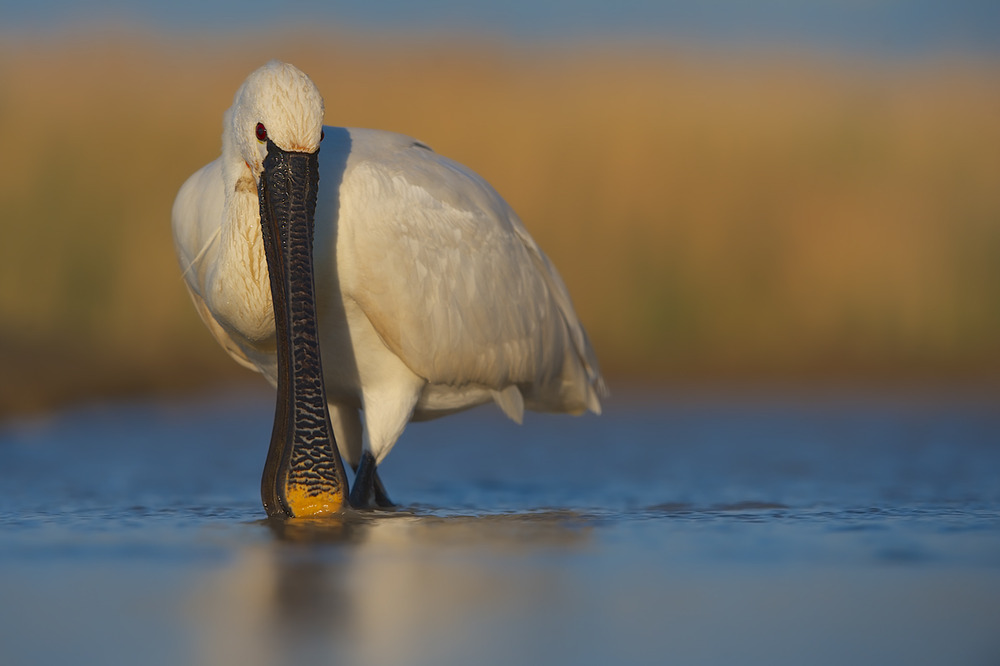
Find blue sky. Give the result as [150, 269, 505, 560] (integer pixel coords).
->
[2, 0, 998, 58]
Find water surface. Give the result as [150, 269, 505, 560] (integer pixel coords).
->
[1, 387, 999, 665]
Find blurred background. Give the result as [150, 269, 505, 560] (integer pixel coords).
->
[1, 1, 999, 415]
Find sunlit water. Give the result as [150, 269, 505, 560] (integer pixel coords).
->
[1, 387, 999, 666]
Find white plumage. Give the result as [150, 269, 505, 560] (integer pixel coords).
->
[172, 61, 605, 474]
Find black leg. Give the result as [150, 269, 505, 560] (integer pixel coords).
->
[349, 451, 396, 509]
[372, 469, 395, 508]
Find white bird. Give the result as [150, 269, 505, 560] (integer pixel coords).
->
[172, 61, 606, 516]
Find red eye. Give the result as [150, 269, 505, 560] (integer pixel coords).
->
[255, 123, 267, 142]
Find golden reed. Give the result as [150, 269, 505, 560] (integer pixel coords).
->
[1, 31, 998, 411]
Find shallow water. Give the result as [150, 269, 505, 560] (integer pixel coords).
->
[2, 387, 999, 666]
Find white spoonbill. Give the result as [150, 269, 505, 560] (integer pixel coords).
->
[172, 61, 606, 517]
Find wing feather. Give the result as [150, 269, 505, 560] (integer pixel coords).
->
[335, 130, 604, 412]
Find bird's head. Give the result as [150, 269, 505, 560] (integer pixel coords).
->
[223, 62, 348, 517]
[225, 60, 325, 183]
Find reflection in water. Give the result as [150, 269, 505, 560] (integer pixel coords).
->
[184, 506, 1000, 666]
[194, 511, 592, 665]
[3, 391, 1000, 665]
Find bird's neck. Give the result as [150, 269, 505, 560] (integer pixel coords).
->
[210, 156, 274, 343]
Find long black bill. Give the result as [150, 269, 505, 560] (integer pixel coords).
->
[258, 138, 349, 518]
